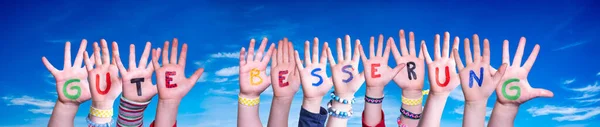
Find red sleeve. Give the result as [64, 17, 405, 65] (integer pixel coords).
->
[362, 109, 386, 127]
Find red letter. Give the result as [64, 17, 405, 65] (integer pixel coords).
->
[166, 71, 177, 88]
[371, 63, 381, 78]
[278, 70, 289, 87]
[435, 66, 450, 87]
[95, 73, 111, 95]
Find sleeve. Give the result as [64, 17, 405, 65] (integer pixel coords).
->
[362, 109, 386, 127]
[298, 107, 328, 127]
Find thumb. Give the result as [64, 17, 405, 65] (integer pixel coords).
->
[531, 88, 554, 98]
[492, 63, 508, 80]
[189, 68, 205, 84]
[391, 63, 406, 78]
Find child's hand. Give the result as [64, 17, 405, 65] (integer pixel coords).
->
[113, 42, 157, 102]
[270, 38, 300, 98]
[391, 30, 424, 92]
[239, 38, 275, 98]
[422, 32, 460, 95]
[360, 35, 404, 89]
[83, 39, 123, 109]
[295, 38, 333, 100]
[327, 35, 365, 98]
[42, 40, 92, 105]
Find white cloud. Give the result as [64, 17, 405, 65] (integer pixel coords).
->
[553, 41, 587, 51]
[28, 108, 53, 115]
[206, 87, 238, 95]
[2, 96, 55, 115]
[577, 98, 600, 103]
[527, 105, 600, 121]
[215, 66, 239, 76]
[570, 82, 600, 93]
[449, 87, 465, 101]
[569, 93, 597, 100]
[197, 73, 208, 83]
[563, 78, 576, 85]
[453, 105, 492, 117]
[213, 78, 229, 83]
[194, 60, 213, 68]
[45, 73, 56, 86]
[210, 52, 239, 59]
[558, 124, 589, 127]
[596, 72, 600, 76]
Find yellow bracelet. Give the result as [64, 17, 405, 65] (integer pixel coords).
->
[422, 89, 429, 95]
[401, 90, 429, 106]
[89, 107, 113, 118]
[238, 96, 260, 106]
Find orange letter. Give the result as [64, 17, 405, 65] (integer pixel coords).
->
[250, 68, 263, 86]
[371, 63, 381, 78]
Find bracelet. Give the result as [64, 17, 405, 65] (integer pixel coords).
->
[238, 95, 260, 106]
[90, 106, 113, 118]
[364, 95, 384, 104]
[396, 117, 408, 127]
[330, 92, 355, 104]
[422, 89, 429, 95]
[326, 100, 353, 119]
[401, 95, 422, 106]
[86, 115, 114, 127]
[400, 107, 421, 119]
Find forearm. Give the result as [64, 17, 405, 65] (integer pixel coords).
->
[267, 96, 294, 127]
[89, 100, 115, 123]
[363, 86, 384, 126]
[401, 90, 423, 127]
[418, 93, 449, 127]
[48, 101, 80, 127]
[462, 101, 488, 127]
[487, 102, 518, 127]
[237, 94, 262, 127]
[154, 99, 180, 126]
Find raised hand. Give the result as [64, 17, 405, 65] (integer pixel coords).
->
[270, 38, 300, 97]
[83, 39, 123, 109]
[391, 30, 424, 91]
[43, 40, 92, 105]
[326, 35, 365, 98]
[495, 37, 553, 105]
[295, 37, 333, 101]
[151, 38, 204, 101]
[454, 34, 507, 102]
[422, 32, 460, 95]
[113, 42, 157, 102]
[360, 35, 404, 89]
[239, 38, 275, 98]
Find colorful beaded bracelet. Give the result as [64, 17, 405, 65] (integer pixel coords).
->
[400, 107, 421, 119]
[326, 100, 353, 119]
[365, 95, 384, 104]
[330, 92, 355, 104]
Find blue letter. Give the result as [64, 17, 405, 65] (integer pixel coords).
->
[342, 65, 354, 83]
[311, 68, 323, 86]
[469, 67, 484, 88]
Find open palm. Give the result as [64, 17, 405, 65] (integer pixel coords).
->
[327, 35, 365, 97]
[495, 37, 553, 105]
[423, 32, 460, 95]
[42, 40, 92, 104]
[152, 38, 204, 101]
[270, 38, 300, 97]
[454, 34, 507, 102]
[391, 30, 425, 91]
[83, 40, 123, 107]
[361, 35, 404, 88]
[239, 38, 275, 98]
[113, 42, 157, 102]
[295, 38, 332, 99]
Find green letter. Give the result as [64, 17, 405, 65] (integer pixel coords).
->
[62, 79, 82, 100]
[502, 78, 521, 100]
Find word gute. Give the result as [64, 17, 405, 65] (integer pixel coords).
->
[131, 78, 144, 96]
[250, 68, 263, 86]
[95, 73, 112, 95]
[468, 67, 484, 88]
[166, 71, 177, 88]
[342, 65, 354, 83]
[278, 70, 289, 87]
[435, 66, 450, 87]
[502, 78, 521, 100]
[371, 63, 381, 78]
[407, 62, 417, 80]
[311, 68, 323, 86]
[63, 79, 82, 100]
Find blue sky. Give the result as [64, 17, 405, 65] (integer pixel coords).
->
[1, 0, 599, 126]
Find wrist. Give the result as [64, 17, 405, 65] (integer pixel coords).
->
[302, 96, 323, 113]
[401, 89, 423, 99]
[366, 86, 384, 98]
[239, 93, 260, 99]
[92, 101, 115, 109]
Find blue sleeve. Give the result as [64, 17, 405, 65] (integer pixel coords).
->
[298, 107, 328, 127]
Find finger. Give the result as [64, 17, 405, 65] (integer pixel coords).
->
[256, 37, 268, 62]
[146, 62, 155, 73]
[523, 44, 540, 71]
[112, 42, 127, 75]
[376, 34, 384, 57]
[473, 34, 482, 62]
[464, 38, 473, 65]
[512, 37, 526, 67]
[391, 63, 406, 77]
[312, 38, 319, 64]
[336, 38, 343, 62]
[179, 43, 188, 67]
[369, 36, 375, 58]
[434, 34, 441, 60]
[42, 57, 59, 74]
[390, 36, 402, 63]
[277, 40, 283, 64]
[409, 31, 417, 57]
[442, 32, 450, 58]
[139, 42, 152, 69]
[327, 45, 336, 66]
[304, 40, 312, 66]
[483, 39, 491, 64]
[321, 42, 328, 64]
[344, 35, 351, 61]
[83, 51, 93, 71]
[283, 40, 289, 64]
[531, 88, 554, 98]
[101, 39, 110, 64]
[73, 39, 88, 68]
[294, 50, 305, 70]
[152, 48, 162, 70]
[352, 39, 360, 62]
[129, 44, 136, 70]
[418, 42, 424, 59]
[189, 68, 205, 83]
[288, 40, 295, 64]
[272, 51, 278, 67]
[453, 49, 464, 70]
[502, 40, 510, 65]
[170, 38, 179, 64]
[162, 41, 170, 65]
[93, 42, 102, 66]
[359, 43, 368, 64]
[422, 41, 433, 64]
[452, 36, 460, 55]
[261, 43, 275, 68]
[383, 37, 392, 62]
[399, 30, 410, 56]
[239, 47, 246, 66]
[492, 63, 508, 80]
[63, 41, 72, 68]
